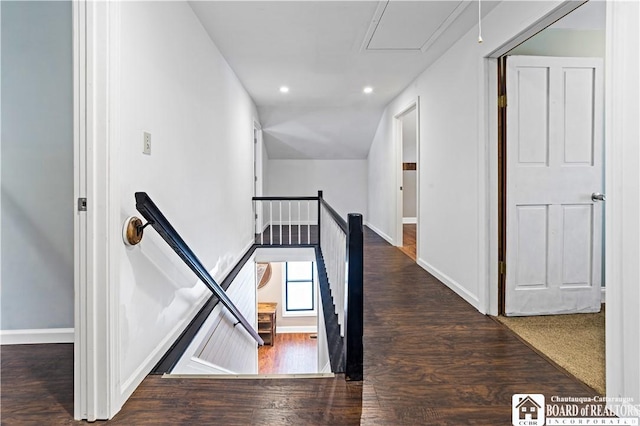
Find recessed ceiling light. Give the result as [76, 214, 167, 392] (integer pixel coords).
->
[279, 86, 289, 93]
[363, 87, 373, 94]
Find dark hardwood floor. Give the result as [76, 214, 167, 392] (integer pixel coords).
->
[258, 333, 318, 375]
[1, 227, 595, 424]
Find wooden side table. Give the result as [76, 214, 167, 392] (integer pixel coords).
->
[258, 302, 277, 346]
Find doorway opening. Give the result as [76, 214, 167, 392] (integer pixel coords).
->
[394, 100, 419, 261]
[168, 247, 331, 378]
[494, 0, 606, 394]
[253, 122, 264, 236]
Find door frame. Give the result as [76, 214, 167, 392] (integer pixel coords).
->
[483, 0, 637, 401]
[393, 98, 420, 259]
[73, 0, 121, 420]
[484, 1, 588, 316]
[253, 120, 264, 235]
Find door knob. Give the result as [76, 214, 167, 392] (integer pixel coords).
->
[591, 192, 606, 202]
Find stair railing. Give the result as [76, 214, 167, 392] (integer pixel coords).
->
[252, 196, 319, 245]
[318, 191, 364, 381]
[135, 192, 264, 346]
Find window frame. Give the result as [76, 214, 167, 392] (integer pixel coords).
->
[282, 261, 316, 317]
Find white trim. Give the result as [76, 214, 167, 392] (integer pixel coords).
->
[393, 99, 419, 248]
[364, 221, 394, 245]
[484, 1, 596, 317]
[282, 261, 318, 318]
[484, 57, 499, 316]
[0, 328, 75, 345]
[420, 1, 471, 53]
[402, 217, 417, 224]
[604, 0, 639, 403]
[165, 372, 335, 380]
[74, 0, 122, 421]
[359, 1, 388, 52]
[276, 326, 318, 334]
[601, 287, 606, 304]
[253, 120, 263, 234]
[72, 0, 88, 419]
[487, 1, 587, 58]
[417, 258, 480, 311]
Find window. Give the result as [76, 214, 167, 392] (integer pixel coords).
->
[284, 261, 315, 315]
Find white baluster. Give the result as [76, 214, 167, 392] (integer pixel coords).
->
[289, 201, 292, 245]
[269, 201, 273, 245]
[307, 201, 311, 244]
[298, 201, 301, 245]
[279, 201, 282, 245]
[260, 201, 264, 245]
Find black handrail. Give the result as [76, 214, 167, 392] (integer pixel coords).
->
[252, 196, 319, 201]
[135, 192, 264, 346]
[319, 194, 348, 234]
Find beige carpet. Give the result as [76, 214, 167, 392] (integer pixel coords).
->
[496, 309, 605, 394]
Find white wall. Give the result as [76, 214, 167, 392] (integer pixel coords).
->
[115, 1, 259, 402]
[367, 1, 572, 310]
[1, 1, 73, 335]
[267, 160, 367, 221]
[509, 29, 605, 57]
[258, 262, 318, 332]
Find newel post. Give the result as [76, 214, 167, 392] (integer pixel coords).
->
[345, 213, 364, 381]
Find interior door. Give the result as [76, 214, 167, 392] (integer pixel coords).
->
[505, 55, 604, 316]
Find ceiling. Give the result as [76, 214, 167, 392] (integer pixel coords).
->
[190, 1, 499, 159]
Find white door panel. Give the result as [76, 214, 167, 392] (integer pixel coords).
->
[505, 56, 603, 316]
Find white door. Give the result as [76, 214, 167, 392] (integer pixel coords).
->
[505, 56, 604, 316]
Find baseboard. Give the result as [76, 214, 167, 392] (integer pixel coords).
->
[402, 217, 417, 224]
[276, 326, 318, 334]
[0, 328, 74, 345]
[417, 258, 480, 311]
[601, 287, 606, 304]
[364, 221, 394, 245]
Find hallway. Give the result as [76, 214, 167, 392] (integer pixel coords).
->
[0, 227, 594, 424]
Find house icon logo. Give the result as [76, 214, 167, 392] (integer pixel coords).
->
[512, 394, 545, 426]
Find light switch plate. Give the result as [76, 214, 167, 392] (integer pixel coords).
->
[143, 132, 151, 155]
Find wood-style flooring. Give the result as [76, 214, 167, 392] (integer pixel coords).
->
[0, 227, 595, 425]
[398, 224, 416, 261]
[258, 333, 318, 374]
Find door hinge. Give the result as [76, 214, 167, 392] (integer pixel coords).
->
[498, 95, 507, 108]
[255, 176, 258, 182]
[499, 261, 506, 275]
[255, 213, 258, 220]
[77, 197, 87, 212]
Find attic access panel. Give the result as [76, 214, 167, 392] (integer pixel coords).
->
[365, 1, 468, 51]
